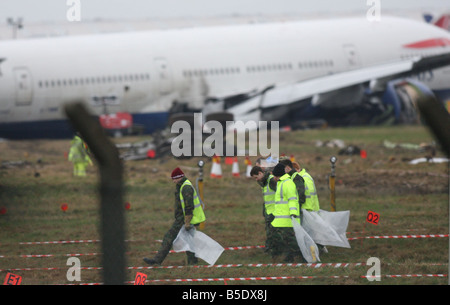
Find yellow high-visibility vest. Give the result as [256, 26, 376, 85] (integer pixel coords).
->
[299, 169, 320, 211]
[271, 174, 300, 227]
[180, 179, 206, 225]
[263, 174, 275, 215]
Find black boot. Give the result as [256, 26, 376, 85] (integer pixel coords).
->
[143, 257, 161, 265]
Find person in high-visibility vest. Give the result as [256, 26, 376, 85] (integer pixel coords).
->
[270, 163, 304, 262]
[295, 162, 320, 212]
[144, 167, 206, 266]
[250, 165, 277, 253]
[68, 133, 93, 177]
[279, 159, 306, 210]
[292, 161, 327, 253]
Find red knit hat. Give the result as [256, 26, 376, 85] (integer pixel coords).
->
[171, 167, 185, 179]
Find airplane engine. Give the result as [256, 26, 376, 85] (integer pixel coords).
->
[381, 78, 437, 124]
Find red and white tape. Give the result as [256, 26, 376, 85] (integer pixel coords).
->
[18, 239, 101, 245]
[1, 234, 447, 260]
[67, 273, 447, 285]
[6, 233, 447, 247]
[0, 262, 366, 272]
[0, 252, 102, 259]
[347, 234, 448, 241]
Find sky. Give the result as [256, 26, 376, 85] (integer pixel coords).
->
[0, 0, 448, 23]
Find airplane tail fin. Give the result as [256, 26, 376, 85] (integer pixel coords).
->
[423, 13, 450, 31]
[434, 14, 450, 31]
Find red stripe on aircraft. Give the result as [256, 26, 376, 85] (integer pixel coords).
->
[403, 38, 450, 49]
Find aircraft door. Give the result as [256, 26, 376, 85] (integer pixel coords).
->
[342, 44, 361, 68]
[154, 58, 173, 94]
[13, 67, 33, 106]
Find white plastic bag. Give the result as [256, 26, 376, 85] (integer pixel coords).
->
[291, 217, 320, 263]
[301, 209, 350, 248]
[173, 226, 224, 265]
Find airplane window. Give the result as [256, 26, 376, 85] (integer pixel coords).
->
[38, 81, 43, 88]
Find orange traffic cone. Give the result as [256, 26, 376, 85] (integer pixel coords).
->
[245, 157, 252, 178]
[232, 157, 240, 177]
[210, 155, 222, 178]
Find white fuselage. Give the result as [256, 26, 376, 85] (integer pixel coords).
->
[0, 16, 450, 138]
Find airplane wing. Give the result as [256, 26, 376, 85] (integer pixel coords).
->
[260, 52, 450, 109]
[222, 52, 450, 125]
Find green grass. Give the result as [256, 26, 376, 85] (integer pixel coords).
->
[0, 124, 448, 285]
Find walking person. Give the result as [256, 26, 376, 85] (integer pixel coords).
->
[143, 167, 206, 265]
[68, 133, 92, 177]
[269, 163, 304, 262]
[250, 165, 277, 253]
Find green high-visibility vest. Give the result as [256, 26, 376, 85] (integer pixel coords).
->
[299, 169, 320, 211]
[180, 179, 206, 225]
[263, 174, 275, 215]
[271, 174, 300, 227]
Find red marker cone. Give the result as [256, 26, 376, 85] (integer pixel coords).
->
[360, 149, 367, 159]
[61, 203, 68, 212]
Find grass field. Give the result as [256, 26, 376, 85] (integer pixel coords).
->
[0, 124, 448, 285]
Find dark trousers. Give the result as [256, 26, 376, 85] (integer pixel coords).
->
[153, 220, 198, 264]
[269, 226, 304, 262]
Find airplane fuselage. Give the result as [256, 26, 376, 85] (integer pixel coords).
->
[1, 16, 450, 138]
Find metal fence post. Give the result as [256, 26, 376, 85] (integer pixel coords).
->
[64, 101, 126, 285]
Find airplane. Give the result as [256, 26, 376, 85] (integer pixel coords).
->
[1, 15, 450, 139]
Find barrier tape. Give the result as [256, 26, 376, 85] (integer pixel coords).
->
[66, 273, 448, 285]
[346, 228, 429, 235]
[362, 274, 447, 279]
[5, 233, 448, 247]
[1, 234, 447, 259]
[0, 239, 146, 246]
[0, 247, 264, 259]
[0, 253, 102, 259]
[347, 234, 448, 241]
[0, 262, 365, 272]
[19, 240, 101, 245]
